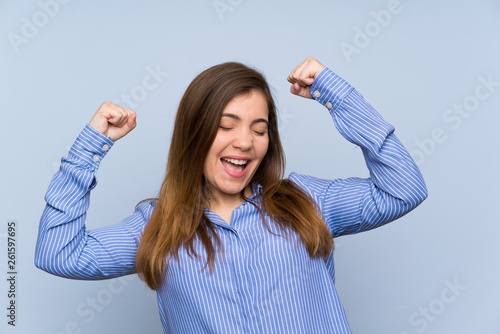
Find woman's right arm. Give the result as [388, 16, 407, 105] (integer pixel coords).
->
[34, 102, 150, 280]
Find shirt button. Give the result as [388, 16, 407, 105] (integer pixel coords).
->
[102, 144, 110, 152]
[313, 90, 321, 98]
[93, 154, 100, 162]
[325, 101, 333, 109]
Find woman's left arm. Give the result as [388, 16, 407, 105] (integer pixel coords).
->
[287, 57, 428, 237]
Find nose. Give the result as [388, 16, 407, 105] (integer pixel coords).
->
[232, 128, 252, 151]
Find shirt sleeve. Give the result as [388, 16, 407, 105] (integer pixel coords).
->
[34, 124, 154, 280]
[289, 67, 428, 238]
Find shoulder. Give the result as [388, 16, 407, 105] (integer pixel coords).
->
[119, 199, 157, 243]
[288, 172, 364, 207]
[286, 172, 333, 209]
[288, 172, 333, 193]
[135, 199, 157, 220]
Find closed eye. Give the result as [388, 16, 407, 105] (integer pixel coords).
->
[219, 126, 232, 131]
[254, 130, 267, 136]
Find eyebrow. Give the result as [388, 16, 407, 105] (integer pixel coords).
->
[221, 113, 269, 126]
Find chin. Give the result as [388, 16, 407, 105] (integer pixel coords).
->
[218, 180, 250, 196]
[222, 186, 246, 195]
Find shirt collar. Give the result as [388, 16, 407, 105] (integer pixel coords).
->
[203, 183, 263, 212]
[249, 183, 263, 199]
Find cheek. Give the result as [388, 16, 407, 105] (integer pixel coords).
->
[207, 136, 224, 159]
[210, 132, 230, 151]
[204, 142, 221, 174]
[257, 138, 270, 159]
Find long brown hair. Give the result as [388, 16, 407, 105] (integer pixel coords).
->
[135, 62, 333, 290]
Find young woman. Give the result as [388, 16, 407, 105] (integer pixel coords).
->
[35, 57, 427, 333]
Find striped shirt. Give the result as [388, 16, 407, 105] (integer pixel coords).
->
[35, 68, 428, 333]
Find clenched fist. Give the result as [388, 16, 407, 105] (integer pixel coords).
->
[287, 57, 325, 99]
[89, 102, 136, 141]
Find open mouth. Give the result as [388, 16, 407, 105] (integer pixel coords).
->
[220, 157, 249, 174]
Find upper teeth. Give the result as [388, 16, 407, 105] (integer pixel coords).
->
[223, 158, 247, 165]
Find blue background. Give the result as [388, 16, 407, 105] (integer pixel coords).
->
[1, 0, 499, 333]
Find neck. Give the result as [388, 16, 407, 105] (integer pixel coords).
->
[207, 185, 253, 213]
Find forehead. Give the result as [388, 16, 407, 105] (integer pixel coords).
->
[222, 91, 269, 120]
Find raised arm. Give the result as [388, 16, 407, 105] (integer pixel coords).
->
[34, 102, 151, 279]
[287, 57, 428, 237]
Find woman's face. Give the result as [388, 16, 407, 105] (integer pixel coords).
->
[203, 91, 269, 202]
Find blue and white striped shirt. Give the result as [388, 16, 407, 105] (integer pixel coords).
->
[35, 68, 428, 333]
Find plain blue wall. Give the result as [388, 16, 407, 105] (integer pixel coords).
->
[1, 0, 499, 333]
